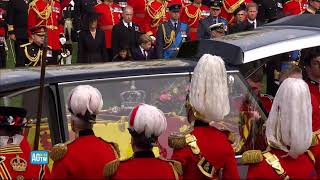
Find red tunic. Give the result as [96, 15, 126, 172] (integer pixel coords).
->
[28, 0, 64, 51]
[306, 80, 320, 132]
[247, 149, 317, 179]
[220, 0, 252, 23]
[95, 3, 122, 48]
[0, 137, 49, 180]
[283, 0, 308, 15]
[143, 0, 168, 36]
[171, 126, 240, 179]
[258, 93, 273, 113]
[111, 151, 178, 179]
[127, 0, 147, 30]
[180, 4, 209, 40]
[51, 133, 118, 179]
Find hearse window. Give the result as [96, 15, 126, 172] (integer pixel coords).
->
[60, 72, 267, 158]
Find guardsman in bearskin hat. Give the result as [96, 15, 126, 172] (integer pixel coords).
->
[104, 104, 182, 179]
[156, 4, 189, 59]
[198, 0, 227, 39]
[283, 0, 308, 15]
[0, 106, 49, 179]
[95, 0, 122, 59]
[180, 0, 210, 40]
[243, 78, 317, 179]
[303, 0, 320, 14]
[50, 85, 119, 179]
[169, 54, 240, 179]
[28, 0, 65, 64]
[20, 26, 57, 66]
[143, 0, 168, 39]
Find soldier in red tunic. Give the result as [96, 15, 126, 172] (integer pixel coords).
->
[180, 0, 209, 40]
[220, 0, 251, 24]
[127, 0, 147, 30]
[243, 78, 317, 179]
[50, 85, 118, 179]
[283, 0, 308, 15]
[169, 54, 240, 179]
[144, 0, 168, 38]
[0, 107, 49, 180]
[95, 0, 122, 59]
[28, 0, 65, 64]
[104, 104, 182, 179]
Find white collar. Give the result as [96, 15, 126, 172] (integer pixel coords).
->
[139, 46, 147, 56]
[248, 19, 256, 24]
[123, 20, 132, 28]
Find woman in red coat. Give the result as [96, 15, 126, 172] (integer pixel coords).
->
[170, 54, 240, 179]
[245, 78, 317, 179]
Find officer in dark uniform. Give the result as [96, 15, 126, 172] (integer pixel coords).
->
[303, 0, 320, 14]
[19, 26, 55, 66]
[156, 4, 190, 59]
[0, 0, 7, 68]
[208, 22, 226, 39]
[197, 0, 228, 40]
[73, 0, 98, 35]
[7, 0, 29, 67]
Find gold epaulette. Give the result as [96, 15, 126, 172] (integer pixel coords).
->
[20, 42, 31, 48]
[50, 143, 68, 161]
[29, 0, 38, 7]
[228, 132, 236, 144]
[98, 138, 120, 158]
[241, 150, 263, 164]
[168, 133, 187, 149]
[312, 130, 320, 146]
[103, 159, 120, 177]
[307, 150, 316, 165]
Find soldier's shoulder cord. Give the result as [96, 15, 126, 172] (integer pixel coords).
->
[49, 141, 73, 161]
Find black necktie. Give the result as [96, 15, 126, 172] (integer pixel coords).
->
[174, 22, 177, 31]
[143, 50, 147, 60]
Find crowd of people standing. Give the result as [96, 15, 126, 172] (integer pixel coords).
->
[0, 0, 319, 68]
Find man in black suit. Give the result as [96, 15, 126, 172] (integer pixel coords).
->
[131, 34, 157, 61]
[111, 5, 141, 57]
[246, 2, 263, 29]
[7, 0, 29, 67]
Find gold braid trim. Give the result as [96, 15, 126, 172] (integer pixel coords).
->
[146, 1, 167, 28]
[24, 46, 43, 67]
[241, 150, 263, 164]
[161, 24, 175, 50]
[223, 0, 245, 13]
[31, 2, 53, 20]
[103, 159, 120, 177]
[307, 150, 316, 165]
[184, 5, 201, 26]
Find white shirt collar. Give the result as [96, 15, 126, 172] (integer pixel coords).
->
[123, 20, 132, 28]
[139, 46, 148, 56]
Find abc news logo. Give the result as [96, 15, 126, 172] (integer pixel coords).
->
[30, 150, 49, 164]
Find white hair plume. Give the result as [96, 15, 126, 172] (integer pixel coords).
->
[190, 54, 230, 122]
[129, 104, 167, 138]
[266, 78, 312, 158]
[67, 85, 103, 121]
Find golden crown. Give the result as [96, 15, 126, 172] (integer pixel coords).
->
[10, 155, 27, 172]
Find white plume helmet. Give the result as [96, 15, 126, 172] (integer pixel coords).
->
[129, 104, 167, 138]
[189, 54, 230, 123]
[67, 85, 103, 121]
[266, 78, 312, 159]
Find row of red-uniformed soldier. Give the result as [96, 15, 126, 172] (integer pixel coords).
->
[1, 47, 320, 179]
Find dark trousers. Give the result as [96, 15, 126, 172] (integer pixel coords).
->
[14, 39, 29, 67]
[0, 43, 6, 68]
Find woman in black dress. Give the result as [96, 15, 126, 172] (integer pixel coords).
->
[77, 12, 108, 63]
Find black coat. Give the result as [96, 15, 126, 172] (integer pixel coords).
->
[78, 29, 108, 63]
[131, 47, 157, 61]
[7, 0, 28, 39]
[229, 20, 256, 34]
[111, 21, 141, 56]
